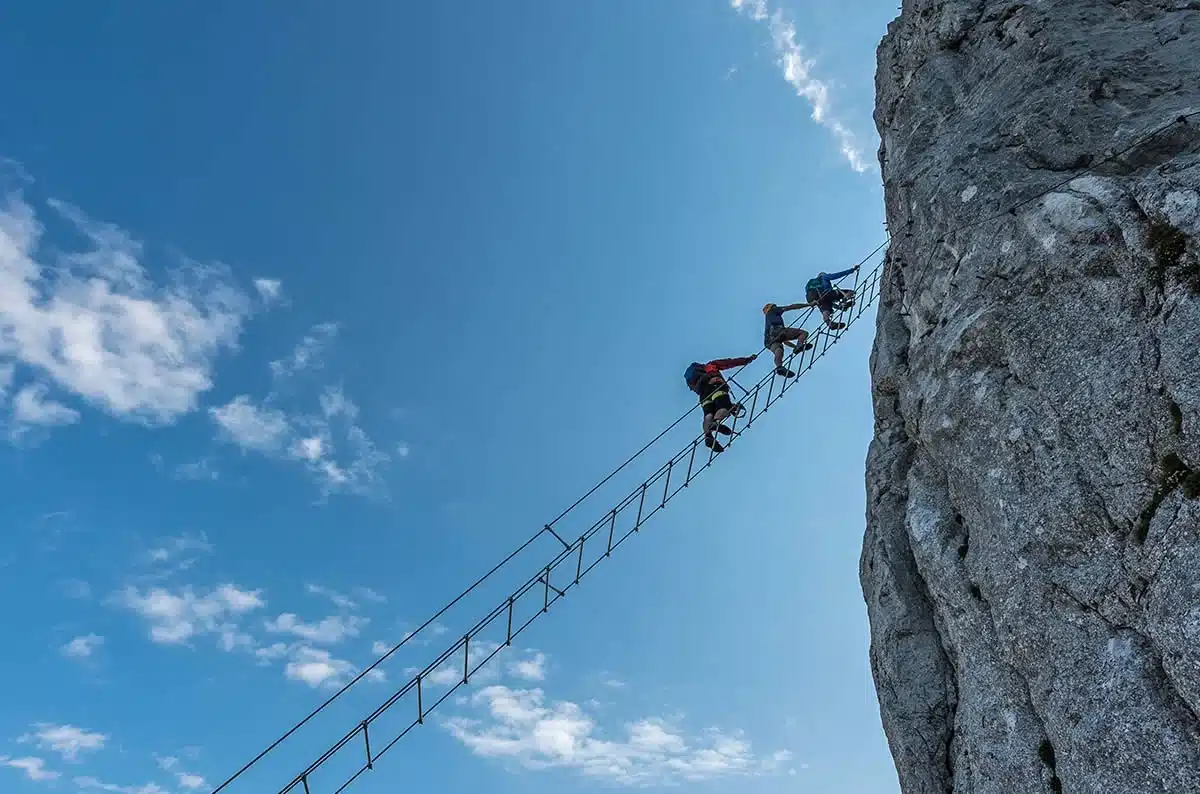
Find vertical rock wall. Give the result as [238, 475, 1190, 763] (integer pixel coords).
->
[863, 2, 1200, 792]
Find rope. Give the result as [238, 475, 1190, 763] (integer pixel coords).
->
[209, 108, 1198, 794]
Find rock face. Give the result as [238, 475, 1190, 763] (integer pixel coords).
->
[862, 2, 1200, 792]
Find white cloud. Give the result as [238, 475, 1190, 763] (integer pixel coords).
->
[75, 775, 169, 794]
[253, 278, 283, 305]
[173, 458, 219, 481]
[730, 0, 869, 172]
[270, 322, 337, 381]
[0, 361, 13, 398]
[154, 754, 207, 791]
[253, 642, 291, 664]
[19, 724, 107, 762]
[145, 532, 212, 566]
[211, 386, 389, 496]
[306, 584, 358, 611]
[0, 188, 253, 425]
[0, 756, 58, 782]
[509, 652, 547, 682]
[117, 584, 265, 646]
[396, 441, 411, 458]
[410, 646, 546, 691]
[284, 646, 356, 688]
[178, 773, 206, 790]
[265, 613, 365, 644]
[210, 396, 291, 453]
[371, 640, 392, 655]
[61, 634, 104, 660]
[11, 383, 80, 431]
[444, 687, 788, 786]
[253, 640, 378, 688]
[357, 587, 387, 604]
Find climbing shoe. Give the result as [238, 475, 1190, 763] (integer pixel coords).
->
[714, 423, 733, 436]
[704, 436, 725, 454]
[775, 366, 795, 378]
[829, 321, 846, 330]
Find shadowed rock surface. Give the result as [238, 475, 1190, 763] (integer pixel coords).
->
[862, 2, 1200, 792]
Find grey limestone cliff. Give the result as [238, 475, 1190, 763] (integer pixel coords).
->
[862, 2, 1200, 792]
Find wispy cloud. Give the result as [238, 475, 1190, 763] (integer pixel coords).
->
[730, 0, 870, 172]
[75, 775, 169, 794]
[444, 686, 790, 785]
[210, 397, 291, 453]
[253, 278, 284, 306]
[211, 385, 389, 497]
[19, 724, 107, 762]
[270, 323, 337, 382]
[154, 754, 207, 791]
[173, 458, 219, 481]
[10, 383, 80, 437]
[114, 576, 388, 690]
[265, 613, 366, 645]
[144, 533, 212, 567]
[284, 646, 356, 689]
[509, 652, 547, 683]
[61, 634, 104, 660]
[0, 756, 58, 782]
[306, 584, 358, 611]
[356, 587, 387, 605]
[0, 182, 255, 431]
[404, 646, 551, 694]
[116, 584, 265, 647]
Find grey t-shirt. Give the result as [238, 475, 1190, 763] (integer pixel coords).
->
[763, 308, 785, 345]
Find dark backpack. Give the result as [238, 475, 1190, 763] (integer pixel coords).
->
[806, 276, 826, 295]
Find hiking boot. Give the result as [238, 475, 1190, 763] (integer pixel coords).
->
[704, 436, 725, 454]
[775, 366, 795, 378]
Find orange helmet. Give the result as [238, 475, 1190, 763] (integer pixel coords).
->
[762, 303, 776, 314]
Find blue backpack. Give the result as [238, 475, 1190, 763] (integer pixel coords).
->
[684, 362, 706, 390]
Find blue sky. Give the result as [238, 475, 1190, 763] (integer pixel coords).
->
[0, 2, 900, 793]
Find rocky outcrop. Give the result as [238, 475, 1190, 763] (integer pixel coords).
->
[862, 2, 1200, 792]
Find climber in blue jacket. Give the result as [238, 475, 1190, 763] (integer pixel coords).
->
[805, 266, 860, 329]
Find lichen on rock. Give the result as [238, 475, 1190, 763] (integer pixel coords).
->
[862, 2, 1200, 792]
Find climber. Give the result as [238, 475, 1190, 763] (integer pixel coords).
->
[805, 266, 860, 329]
[684, 355, 756, 453]
[763, 302, 814, 378]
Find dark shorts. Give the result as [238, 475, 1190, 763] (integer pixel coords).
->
[702, 391, 734, 417]
[808, 289, 838, 312]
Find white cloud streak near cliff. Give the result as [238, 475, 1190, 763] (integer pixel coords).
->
[731, 0, 870, 173]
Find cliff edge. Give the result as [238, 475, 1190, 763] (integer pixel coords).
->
[862, 2, 1200, 792]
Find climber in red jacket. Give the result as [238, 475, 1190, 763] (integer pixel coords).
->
[684, 355, 756, 453]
